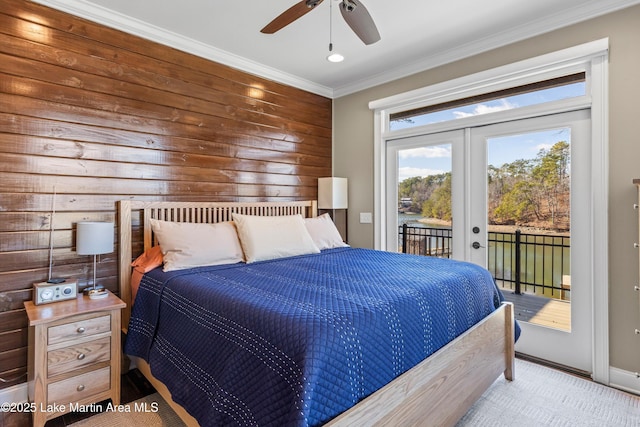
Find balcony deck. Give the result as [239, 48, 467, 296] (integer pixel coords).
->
[497, 285, 571, 331]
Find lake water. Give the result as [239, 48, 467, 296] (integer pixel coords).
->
[398, 213, 447, 228]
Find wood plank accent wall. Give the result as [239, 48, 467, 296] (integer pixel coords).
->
[0, 0, 332, 389]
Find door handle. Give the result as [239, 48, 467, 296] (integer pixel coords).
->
[472, 241, 485, 249]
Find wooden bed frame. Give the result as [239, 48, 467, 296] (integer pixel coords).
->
[118, 200, 515, 427]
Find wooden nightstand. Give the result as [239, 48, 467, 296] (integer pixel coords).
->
[25, 291, 126, 427]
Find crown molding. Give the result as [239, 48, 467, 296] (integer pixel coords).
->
[32, 0, 640, 99]
[30, 0, 334, 98]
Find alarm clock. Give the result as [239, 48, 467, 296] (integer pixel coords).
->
[33, 280, 78, 305]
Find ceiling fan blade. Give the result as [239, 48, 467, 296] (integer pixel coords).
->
[340, 0, 380, 45]
[261, 0, 324, 34]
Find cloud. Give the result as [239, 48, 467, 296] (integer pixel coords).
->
[453, 99, 518, 118]
[535, 143, 554, 152]
[398, 145, 451, 159]
[535, 128, 570, 153]
[398, 167, 446, 182]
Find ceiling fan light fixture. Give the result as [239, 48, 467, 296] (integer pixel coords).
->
[327, 41, 344, 62]
[326, 2, 344, 63]
[327, 52, 344, 62]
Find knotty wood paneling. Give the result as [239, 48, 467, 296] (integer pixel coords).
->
[0, 0, 332, 389]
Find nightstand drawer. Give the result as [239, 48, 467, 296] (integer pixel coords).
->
[47, 336, 111, 378]
[47, 366, 110, 405]
[26, 292, 125, 427]
[48, 315, 111, 345]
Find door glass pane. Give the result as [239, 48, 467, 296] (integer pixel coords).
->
[397, 144, 452, 256]
[487, 129, 571, 331]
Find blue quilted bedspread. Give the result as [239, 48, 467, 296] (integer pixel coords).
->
[125, 248, 512, 426]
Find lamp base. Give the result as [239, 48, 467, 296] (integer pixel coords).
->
[83, 284, 104, 295]
[87, 288, 109, 299]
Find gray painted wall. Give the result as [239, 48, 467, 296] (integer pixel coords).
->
[334, 5, 640, 377]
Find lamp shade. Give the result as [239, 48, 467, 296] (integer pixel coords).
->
[318, 177, 348, 209]
[76, 222, 114, 255]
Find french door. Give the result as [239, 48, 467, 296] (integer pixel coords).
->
[386, 130, 464, 257]
[386, 109, 592, 372]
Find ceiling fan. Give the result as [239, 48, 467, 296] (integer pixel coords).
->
[261, 0, 381, 45]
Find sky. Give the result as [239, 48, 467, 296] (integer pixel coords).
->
[395, 83, 582, 182]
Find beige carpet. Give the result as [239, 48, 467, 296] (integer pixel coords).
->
[71, 359, 639, 426]
[68, 392, 186, 426]
[457, 359, 640, 426]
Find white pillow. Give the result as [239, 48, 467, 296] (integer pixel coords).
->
[149, 219, 244, 272]
[232, 214, 320, 263]
[304, 213, 349, 250]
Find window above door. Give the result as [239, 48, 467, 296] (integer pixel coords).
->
[389, 73, 586, 131]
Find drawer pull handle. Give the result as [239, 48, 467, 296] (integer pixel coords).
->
[77, 384, 85, 392]
[77, 353, 86, 360]
[77, 327, 86, 333]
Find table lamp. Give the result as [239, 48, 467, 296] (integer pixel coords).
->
[76, 221, 113, 299]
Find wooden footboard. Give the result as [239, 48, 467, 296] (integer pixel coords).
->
[118, 200, 515, 426]
[326, 301, 514, 426]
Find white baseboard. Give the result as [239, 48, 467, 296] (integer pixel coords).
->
[609, 366, 640, 395]
[0, 382, 27, 404]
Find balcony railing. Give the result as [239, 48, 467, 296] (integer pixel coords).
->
[400, 224, 452, 258]
[399, 225, 571, 301]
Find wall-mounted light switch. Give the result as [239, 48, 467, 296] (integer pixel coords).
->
[359, 212, 372, 224]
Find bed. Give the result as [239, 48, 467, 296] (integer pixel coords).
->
[118, 200, 516, 426]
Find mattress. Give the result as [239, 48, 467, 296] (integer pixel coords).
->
[124, 247, 510, 426]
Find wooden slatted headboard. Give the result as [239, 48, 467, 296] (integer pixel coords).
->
[118, 200, 318, 326]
